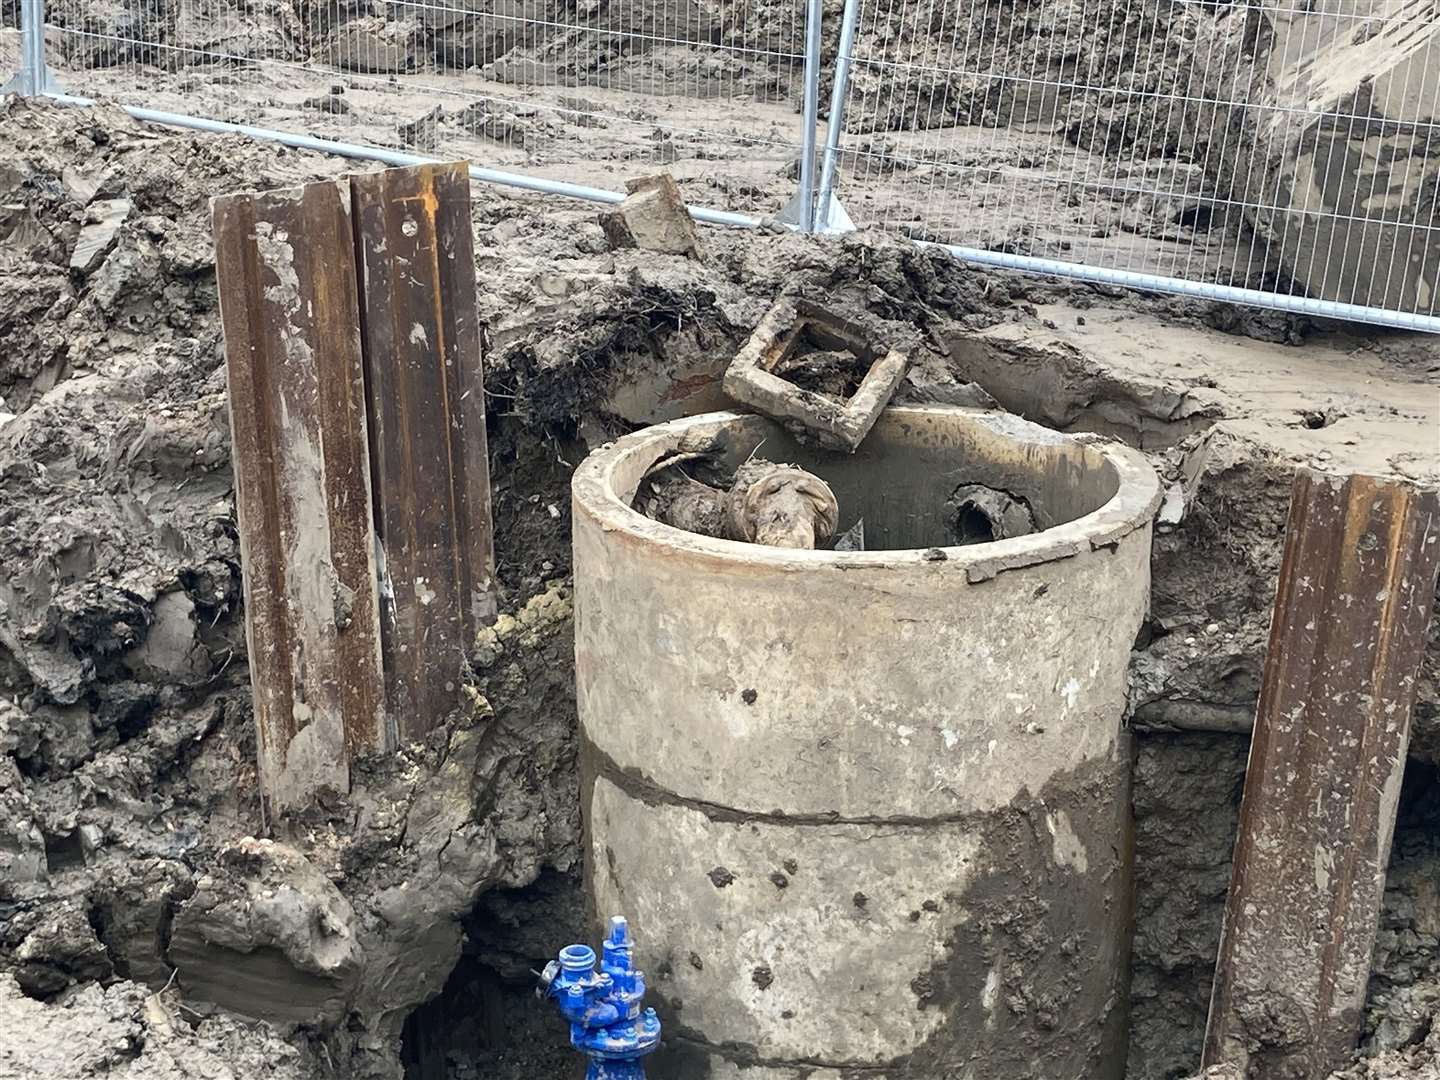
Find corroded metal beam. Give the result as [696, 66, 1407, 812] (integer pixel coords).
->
[351, 162, 495, 743]
[1203, 469, 1440, 1077]
[213, 180, 388, 814]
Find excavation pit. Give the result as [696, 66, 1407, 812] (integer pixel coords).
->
[573, 406, 1162, 1079]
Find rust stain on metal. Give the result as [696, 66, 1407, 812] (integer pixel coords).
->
[1203, 469, 1440, 1078]
[213, 179, 387, 815]
[351, 162, 495, 743]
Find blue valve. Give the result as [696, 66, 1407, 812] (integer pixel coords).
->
[538, 915, 661, 1079]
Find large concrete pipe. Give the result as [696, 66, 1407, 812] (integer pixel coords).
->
[572, 407, 1161, 1079]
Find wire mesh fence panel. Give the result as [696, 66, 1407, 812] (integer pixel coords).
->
[825, 0, 1440, 323]
[10, 0, 1437, 323]
[0, 25, 18, 79]
[32, 0, 816, 215]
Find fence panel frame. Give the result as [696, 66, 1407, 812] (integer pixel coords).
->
[4, 0, 59, 94]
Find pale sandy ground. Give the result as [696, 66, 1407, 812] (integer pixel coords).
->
[1034, 301, 1439, 481]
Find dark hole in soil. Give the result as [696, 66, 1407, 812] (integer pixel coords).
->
[13, 749, 44, 780]
[399, 947, 576, 1080]
[113, 700, 155, 744]
[401, 958, 512, 1079]
[1298, 408, 1339, 430]
[0, 641, 29, 694]
[1393, 755, 1440, 845]
[1177, 204, 1213, 231]
[400, 869, 583, 1080]
[1364, 755, 1440, 1049]
[43, 829, 85, 872]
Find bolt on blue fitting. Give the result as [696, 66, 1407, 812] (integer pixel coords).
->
[538, 915, 661, 1079]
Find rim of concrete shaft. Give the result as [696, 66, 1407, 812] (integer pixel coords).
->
[573, 406, 1162, 575]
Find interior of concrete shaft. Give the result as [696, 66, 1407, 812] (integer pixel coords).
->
[633, 409, 1118, 550]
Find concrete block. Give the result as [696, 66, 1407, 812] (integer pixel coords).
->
[598, 174, 704, 259]
[125, 590, 205, 681]
[69, 198, 130, 276]
[722, 298, 908, 453]
[321, 17, 421, 74]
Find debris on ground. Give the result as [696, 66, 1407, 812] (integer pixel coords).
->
[301, 94, 349, 115]
[832, 517, 865, 551]
[0, 973, 311, 1079]
[598, 173, 704, 259]
[637, 452, 840, 550]
[396, 105, 442, 149]
[775, 346, 871, 399]
[68, 197, 130, 274]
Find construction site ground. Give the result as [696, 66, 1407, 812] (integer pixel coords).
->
[0, 97, 1437, 1080]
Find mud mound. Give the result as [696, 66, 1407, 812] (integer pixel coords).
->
[32, 0, 1220, 168]
[0, 99, 346, 708]
[828, 0, 1214, 160]
[0, 973, 310, 1078]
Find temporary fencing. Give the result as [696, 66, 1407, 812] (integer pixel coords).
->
[5, 0, 1438, 329]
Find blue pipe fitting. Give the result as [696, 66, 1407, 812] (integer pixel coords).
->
[539, 915, 661, 1079]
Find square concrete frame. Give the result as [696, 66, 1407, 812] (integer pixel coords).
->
[722, 297, 908, 452]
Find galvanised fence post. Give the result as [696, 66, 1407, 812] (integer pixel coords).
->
[4, 0, 59, 96]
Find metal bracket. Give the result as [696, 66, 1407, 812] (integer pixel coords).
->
[776, 186, 855, 235]
[1, 69, 61, 96]
[813, 192, 855, 235]
[775, 185, 809, 230]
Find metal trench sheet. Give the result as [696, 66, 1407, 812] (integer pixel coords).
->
[1204, 470, 1440, 1076]
[213, 179, 387, 812]
[351, 162, 495, 745]
[214, 162, 495, 811]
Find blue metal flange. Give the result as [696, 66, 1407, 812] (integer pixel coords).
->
[540, 916, 661, 1079]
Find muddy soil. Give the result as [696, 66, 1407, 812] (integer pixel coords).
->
[36, 0, 1224, 162]
[0, 98, 1437, 1080]
[835, 0, 1214, 154]
[7, 0, 1272, 279]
